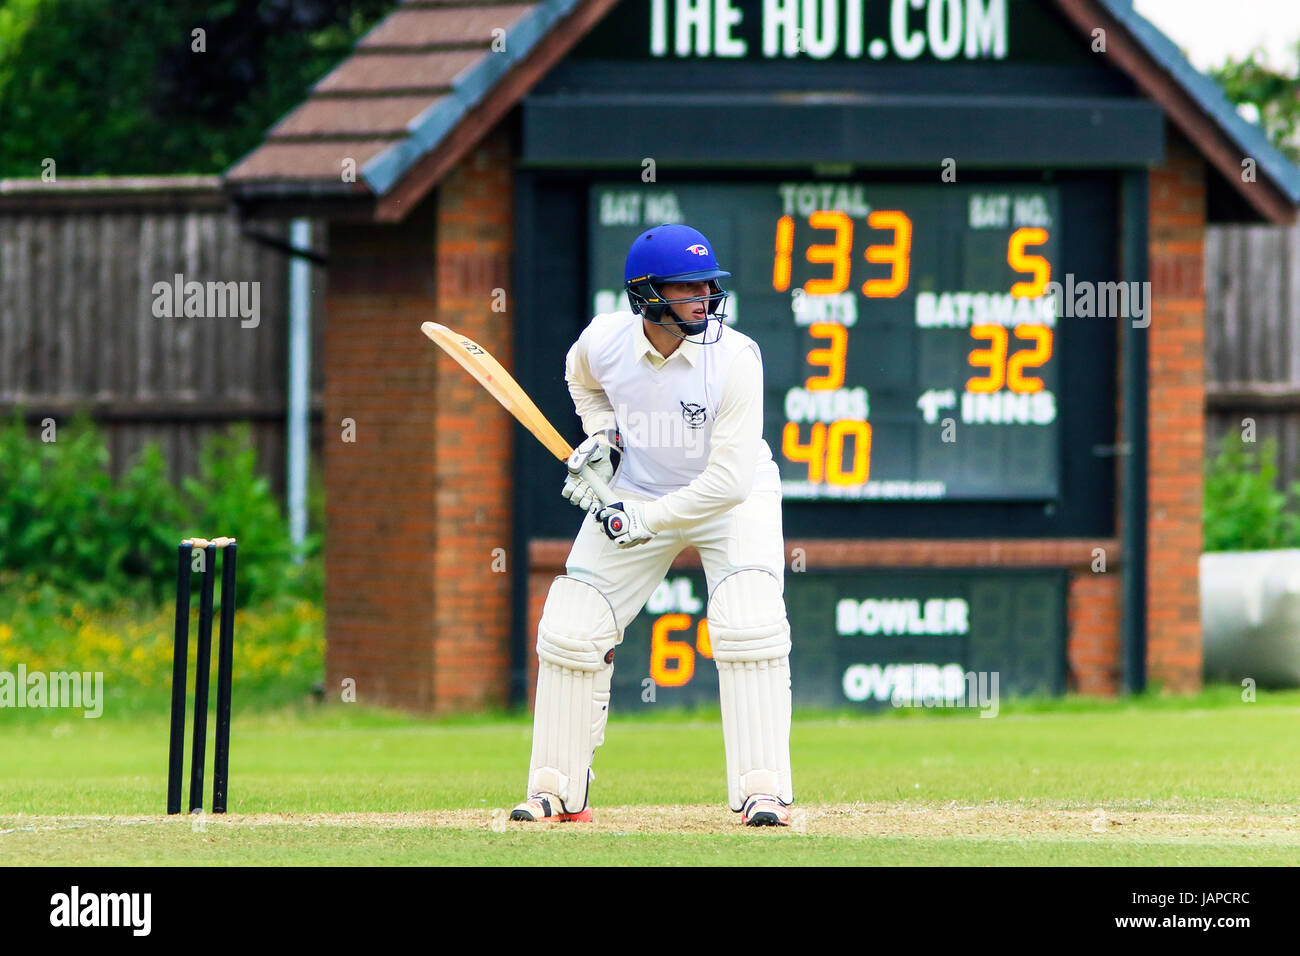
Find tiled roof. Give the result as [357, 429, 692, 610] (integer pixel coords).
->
[224, 0, 548, 195]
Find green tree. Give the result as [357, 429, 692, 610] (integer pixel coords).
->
[0, 0, 396, 176]
[1212, 44, 1300, 163]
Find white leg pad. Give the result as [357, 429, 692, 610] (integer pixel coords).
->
[527, 575, 618, 812]
[709, 569, 794, 811]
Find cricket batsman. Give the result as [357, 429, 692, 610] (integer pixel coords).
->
[510, 224, 793, 827]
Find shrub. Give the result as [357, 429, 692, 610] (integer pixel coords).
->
[1203, 432, 1300, 551]
[0, 415, 320, 606]
[182, 426, 295, 605]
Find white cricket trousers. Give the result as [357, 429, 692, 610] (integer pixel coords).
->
[564, 489, 786, 632]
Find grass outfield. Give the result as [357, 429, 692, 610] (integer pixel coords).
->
[2, 688, 1298, 865]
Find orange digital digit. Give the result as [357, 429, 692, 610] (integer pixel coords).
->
[826, 420, 872, 485]
[650, 614, 695, 687]
[696, 619, 713, 658]
[782, 421, 827, 483]
[805, 322, 847, 391]
[1007, 325, 1053, 393]
[804, 210, 853, 294]
[772, 215, 795, 292]
[863, 210, 912, 298]
[1008, 227, 1050, 298]
[967, 325, 1008, 393]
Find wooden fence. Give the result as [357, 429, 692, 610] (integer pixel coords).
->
[0, 177, 323, 498]
[1205, 223, 1300, 487]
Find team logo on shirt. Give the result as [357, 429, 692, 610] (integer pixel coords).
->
[680, 401, 707, 428]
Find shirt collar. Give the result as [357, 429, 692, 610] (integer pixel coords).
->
[634, 317, 701, 366]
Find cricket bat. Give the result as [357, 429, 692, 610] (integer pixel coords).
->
[420, 322, 617, 508]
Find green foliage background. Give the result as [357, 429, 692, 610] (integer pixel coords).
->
[0, 0, 396, 176]
[1203, 431, 1300, 552]
[0, 415, 322, 605]
[1212, 43, 1300, 163]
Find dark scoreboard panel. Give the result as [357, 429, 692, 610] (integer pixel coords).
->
[611, 569, 1066, 711]
[589, 182, 1062, 501]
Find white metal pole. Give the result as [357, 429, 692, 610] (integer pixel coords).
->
[287, 219, 311, 562]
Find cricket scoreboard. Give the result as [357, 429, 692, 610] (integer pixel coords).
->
[590, 182, 1062, 501]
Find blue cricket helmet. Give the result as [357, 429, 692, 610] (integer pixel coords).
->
[623, 224, 730, 341]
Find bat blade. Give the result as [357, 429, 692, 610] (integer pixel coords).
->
[421, 321, 572, 461]
[419, 322, 617, 507]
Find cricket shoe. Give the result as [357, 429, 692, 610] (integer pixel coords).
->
[509, 793, 593, 823]
[741, 794, 791, 827]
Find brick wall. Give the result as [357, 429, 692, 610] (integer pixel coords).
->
[1145, 129, 1206, 692]
[431, 130, 515, 712]
[323, 200, 440, 711]
[323, 128, 515, 713]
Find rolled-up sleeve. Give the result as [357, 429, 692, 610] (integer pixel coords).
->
[641, 347, 763, 532]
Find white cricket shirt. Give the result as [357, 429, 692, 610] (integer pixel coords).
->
[565, 311, 781, 533]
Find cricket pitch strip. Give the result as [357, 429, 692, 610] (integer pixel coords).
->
[4, 804, 1298, 840]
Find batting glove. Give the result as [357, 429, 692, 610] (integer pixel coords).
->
[598, 501, 655, 548]
[563, 430, 620, 514]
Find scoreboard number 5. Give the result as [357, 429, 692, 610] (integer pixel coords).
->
[1007, 227, 1051, 298]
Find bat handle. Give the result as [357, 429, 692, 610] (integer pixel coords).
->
[577, 463, 619, 510]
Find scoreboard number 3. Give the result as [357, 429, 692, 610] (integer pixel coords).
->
[805, 321, 847, 390]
